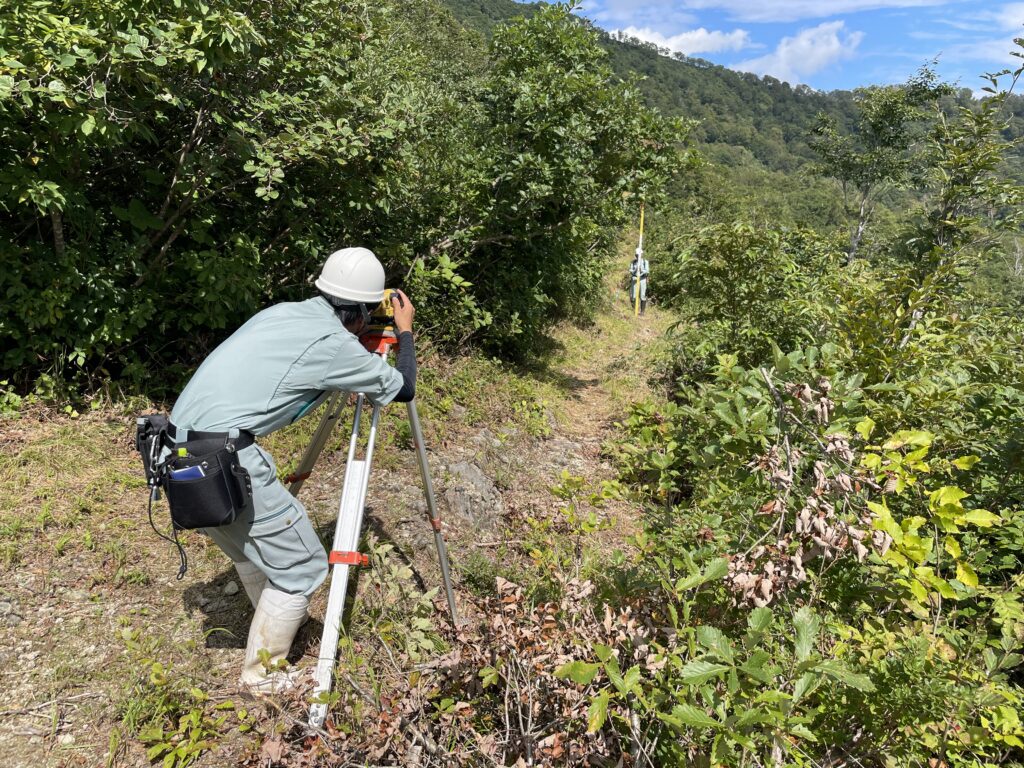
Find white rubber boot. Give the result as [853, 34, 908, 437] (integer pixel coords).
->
[239, 587, 309, 693]
[234, 560, 268, 609]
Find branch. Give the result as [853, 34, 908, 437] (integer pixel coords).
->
[158, 107, 207, 221]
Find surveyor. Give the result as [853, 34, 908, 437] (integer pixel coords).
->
[167, 247, 417, 691]
[629, 246, 649, 315]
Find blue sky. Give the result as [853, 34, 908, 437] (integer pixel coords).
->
[569, 0, 1024, 92]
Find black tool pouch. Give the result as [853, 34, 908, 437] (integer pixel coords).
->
[135, 415, 253, 530]
[164, 447, 253, 530]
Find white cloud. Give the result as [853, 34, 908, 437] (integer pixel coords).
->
[923, 4, 1024, 67]
[615, 25, 753, 55]
[939, 37, 1023, 64]
[736, 21, 864, 84]
[997, 2, 1024, 29]
[683, 0, 950, 23]
[577, 0, 698, 29]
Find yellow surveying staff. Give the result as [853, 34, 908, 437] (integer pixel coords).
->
[630, 202, 648, 316]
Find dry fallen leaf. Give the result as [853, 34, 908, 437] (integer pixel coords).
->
[260, 735, 286, 764]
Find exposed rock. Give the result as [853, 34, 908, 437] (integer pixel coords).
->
[470, 429, 501, 450]
[444, 462, 503, 533]
[545, 438, 586, 470]
[223, 581, 239, 596]
[58, 734, 76, 746]
[0, 598, 22, 627]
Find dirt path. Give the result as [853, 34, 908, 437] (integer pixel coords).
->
[0, 276, 671, 767]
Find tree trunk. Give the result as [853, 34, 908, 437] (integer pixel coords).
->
[50, 206, 66, 260]
[847, 195, 870, 262]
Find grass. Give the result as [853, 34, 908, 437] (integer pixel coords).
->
[0, 409, 146, 567]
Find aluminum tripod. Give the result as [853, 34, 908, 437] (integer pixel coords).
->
[287, 386, 459, 729]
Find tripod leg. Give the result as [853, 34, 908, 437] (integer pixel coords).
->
[309, 397, 381, 729]
[287, 392, 345, 496]
[406, 400, 459, 626]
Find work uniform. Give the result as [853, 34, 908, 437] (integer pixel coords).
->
[170, 296, 404, 597]
[629, 257, 649, 304]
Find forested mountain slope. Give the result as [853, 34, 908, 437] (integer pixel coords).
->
[444, 0, 859, 171]
[443, 0, 1024, 190]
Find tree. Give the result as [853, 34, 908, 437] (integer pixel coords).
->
[809, 67, 950, 260]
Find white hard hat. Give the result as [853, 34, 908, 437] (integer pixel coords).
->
[315, 247, 385, 304]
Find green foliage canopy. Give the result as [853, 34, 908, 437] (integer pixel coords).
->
[0, 0, 680, 387]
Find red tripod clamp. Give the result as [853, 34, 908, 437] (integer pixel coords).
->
[329, 550, 369, 567]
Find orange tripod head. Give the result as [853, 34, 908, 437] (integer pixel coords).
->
[359, 288, 400, 355]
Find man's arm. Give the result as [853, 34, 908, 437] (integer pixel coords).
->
[392, 331, 416, 402]
[390, 291, 417, 403]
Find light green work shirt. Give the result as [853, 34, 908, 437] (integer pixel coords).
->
[171, 296, 402, 436]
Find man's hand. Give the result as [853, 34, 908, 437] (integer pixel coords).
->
[391, 289, 414, 333]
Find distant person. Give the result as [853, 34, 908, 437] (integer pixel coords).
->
[629, 246, 649, 315]
[152, 248, 416, 691]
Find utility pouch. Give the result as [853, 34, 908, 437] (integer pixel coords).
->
[134, 414, 254, 529]
[163, 447, 252, 530]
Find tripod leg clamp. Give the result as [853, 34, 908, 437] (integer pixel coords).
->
[284, 470, 312, 484]
[329, 550, 369, 567]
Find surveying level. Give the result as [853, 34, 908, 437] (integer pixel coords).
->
[284, 291, 459, 730]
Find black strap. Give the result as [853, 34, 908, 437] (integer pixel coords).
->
[166, 422, 255, 450]
[148, 488, 187, 580]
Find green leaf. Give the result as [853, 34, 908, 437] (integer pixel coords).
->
[587, 689, 609, 733]
[792, 672, 819, 704]
[882, 430, 933, 450]
[620, 666, 641, 694]
[678, 660, 729, 685]
[952, 455, 980, 470]
[793, 607, 819, 662]
[789, 723, 819, 742]
[943, 536, 961, 558]
[747, 606, 772, 636]
[701, 557, 729, 582]
[734, 707, 773, 728]
[554, 661, 600, 685]
[668, 703, 721, 729]
[696, 626, 734, 663]
[855, 417, 875, 441]
[126, 198, 163, 230]
[956, 561, 979, 588]
[815, 660, 876, 691]
[80, 114, 96, 136]
[739, 652, 774, 684]
[959, 509, 1000, 527]
[931, 486, 969, 510]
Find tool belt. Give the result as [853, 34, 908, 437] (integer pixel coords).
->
[136, 415, 254, 531]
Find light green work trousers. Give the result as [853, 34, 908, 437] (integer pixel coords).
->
[202, 444, 328, 597]
[630, 277, 648, 303]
